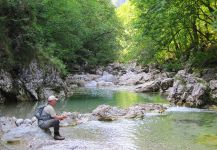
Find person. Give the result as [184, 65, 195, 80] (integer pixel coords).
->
[38, 95, 67, 140]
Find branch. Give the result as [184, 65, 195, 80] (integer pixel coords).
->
[198, 7, 214, 21]
[197, 15, 212, 24]
[196, 28, 210, 41]
[84, 30, 113, 47]
[200, 0, 215, 13]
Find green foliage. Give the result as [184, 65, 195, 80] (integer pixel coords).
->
[188, 48, 217, 68]
[162, 62, 183, 72]
[0, 0, 121, 73]
[34, 0, 121, 71]
[117, 0, 217, 69]
[0, 0, 38, 70]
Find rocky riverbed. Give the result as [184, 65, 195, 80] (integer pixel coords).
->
[1, 60, 217, 149]
[1, 61, 217, 107]
[65, 63, 217, 108]
[0, 103, 166, 150]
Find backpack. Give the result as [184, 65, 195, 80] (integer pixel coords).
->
[35, 105, 46, 120]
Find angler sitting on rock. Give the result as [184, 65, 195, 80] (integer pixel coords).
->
[36, 95, 67, 140]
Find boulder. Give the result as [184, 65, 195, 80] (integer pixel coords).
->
[98, 71, 116, 82]
[209, 80, 217, 101]
[0, 70, 13, 93]
[15, 119, 24, 126]
[23, 119, 32, 125]
[1, 124, 51, 144]
[139, 73, 154, 82]
[135, 80, 161, 92]
[118, 71, 143, 85]
[97, 81, 114, 87]
[125, 104, 166, 118]
[167, 70, 209, 107]
[85, 81, 97, 87]
[92, 105, 127, 121]
[65, 74, 100, 88]
[160, 78, 174, 91]
[92, 104, 166, 120]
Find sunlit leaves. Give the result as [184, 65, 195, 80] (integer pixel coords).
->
[118, 0, 217, 69]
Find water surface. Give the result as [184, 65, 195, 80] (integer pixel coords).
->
[0, 88, 168, 118]
[61, 110, 217, 150]
[1, 88, 217, 150]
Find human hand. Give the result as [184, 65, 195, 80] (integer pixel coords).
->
[61, 115, 67, 120]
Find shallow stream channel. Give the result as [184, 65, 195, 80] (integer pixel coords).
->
[1, 88, 217, 150]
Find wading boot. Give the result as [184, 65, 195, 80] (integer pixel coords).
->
[54, 132, 65, 140]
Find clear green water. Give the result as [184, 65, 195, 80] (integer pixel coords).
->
[0, 88, 168, 118]
[1, 88, 217, 149]
[57, 88, 168, 113]
[61, 112, 217, 150]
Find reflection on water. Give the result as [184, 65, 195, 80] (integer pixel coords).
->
[0, 101, 38, 118]
[1, 88, 217, 149]
[0, 88, 168, 118]
[57, 88, 168, 113]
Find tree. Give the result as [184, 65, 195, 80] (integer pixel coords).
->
[118, 0, 217, 69]
[0, 0, 38, 70]
[0, 0, 122, 73]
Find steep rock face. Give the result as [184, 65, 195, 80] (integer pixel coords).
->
[0, 70, 31, 103]
[0, 60, 67, 103]
[0, 70, 13, 103]
[19, 61, 67, 100]
[167, 70, 209, 107]
[0, 70, 13, 93]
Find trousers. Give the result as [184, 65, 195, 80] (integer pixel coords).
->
[38, 119, 60, 133]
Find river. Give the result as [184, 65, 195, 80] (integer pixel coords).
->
[1, 88, 217, 150]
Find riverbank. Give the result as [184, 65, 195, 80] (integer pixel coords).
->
[0, 103, 166, 149]
[1, 61, 217, 107]
[1, 103, 217, 150]
[65, 63, 217, 108]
